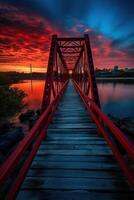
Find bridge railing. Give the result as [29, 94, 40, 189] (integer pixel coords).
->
[0, 80, 68, 199]
[73, 76, 134, 187]
[72, 34, 134, 187]
[0, 35, 69, 199]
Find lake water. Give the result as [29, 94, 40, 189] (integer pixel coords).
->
[11, 80, 45, 111]
[11, 80, 134, 118]
[98, 82, 134, 118]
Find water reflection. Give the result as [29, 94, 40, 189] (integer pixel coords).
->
[11, 80, 45, 110]
[98, 82, 134, 118]
[10, 80, 134, 118]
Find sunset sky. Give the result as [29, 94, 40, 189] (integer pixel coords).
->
[0, 0, 134, 72]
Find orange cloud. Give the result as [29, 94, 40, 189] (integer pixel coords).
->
[0, 4, 133, 72]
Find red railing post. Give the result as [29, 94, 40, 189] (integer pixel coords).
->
[41, 34, 57, 111]
[84, 34, 100, 108]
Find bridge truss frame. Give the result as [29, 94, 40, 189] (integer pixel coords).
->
[0, 35, 134, 199]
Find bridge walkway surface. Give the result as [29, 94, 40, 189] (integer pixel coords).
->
[17, 81, 134, 200]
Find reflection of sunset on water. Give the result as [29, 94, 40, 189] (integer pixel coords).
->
[98, 83, 134, 105]
[11, 80, 45, 110]
[98, 83, 134, 117]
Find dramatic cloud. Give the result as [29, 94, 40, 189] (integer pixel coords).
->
[0, 0, 134, 71]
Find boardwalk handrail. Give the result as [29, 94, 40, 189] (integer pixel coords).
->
[0, 80, 68, 199]
[73, 79, 134, 187]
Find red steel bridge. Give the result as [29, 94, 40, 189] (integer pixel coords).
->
[0, 35, 134, 200]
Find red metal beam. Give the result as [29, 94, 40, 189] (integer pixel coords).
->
[59, 45, 83, 48]
[62, 52, 81, 54]
[73, 80, 134, 187]
[84, 34, 100, 107]
[73, 47, 84, 71]
[57, 37, 84, 41]
[57, 44, 68, 70]
[41, 35, 57, 111]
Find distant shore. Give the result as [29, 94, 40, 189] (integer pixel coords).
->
[12, 77, 134, 83]
[96, 77, 134, 83]
[0, 70, 134, 85]
[1, 77, 134, 85]
[0, 72, 45, 85]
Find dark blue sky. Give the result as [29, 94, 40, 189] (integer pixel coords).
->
[0, 0, 134, 71]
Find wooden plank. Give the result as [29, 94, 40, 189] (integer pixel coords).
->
[39, 144, 110, 150]
[58, 108, 86, 111]
[46, 134, 101, 138]
[54, 114, 90, 117]
[42, 140, 107, 145]
[33, 155, 116, 162]
[30, 161, 119, 170]
[45, 137, 104, 141]
[48, 124, 96, 129]
[27, 168, 124, 179]
[53, 115, 91, 119]
[17, 190, 134, 200]
[46, 134, 99, 138]
[36, 149, 112, 156]
[52, 118, 93, 122]
[52, 119, 93, 123]
[47, 128, 98, 132]
[56, 112, 89, 116]
[21, 177, 132, 191]
[47, 129, 98, 133]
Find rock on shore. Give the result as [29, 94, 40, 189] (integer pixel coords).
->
[108, 114, 134, 141]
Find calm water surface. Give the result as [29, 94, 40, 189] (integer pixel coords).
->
[11, 80, 45, 111]
[98, 83, 134, 118]
[11, 80, 134, 118]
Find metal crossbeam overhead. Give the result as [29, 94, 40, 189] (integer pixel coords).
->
[59, 45, 83, 48]
[61, 52, 81, 54]
[57, 37, 84, 41]
[64, 54, 78, 58]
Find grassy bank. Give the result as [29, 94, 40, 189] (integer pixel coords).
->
[0, 86, 26, 120]
[0, 73, 20, 85]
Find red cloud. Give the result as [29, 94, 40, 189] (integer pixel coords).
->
[0, 4, 61, 72]
[0, 4, 133, 72]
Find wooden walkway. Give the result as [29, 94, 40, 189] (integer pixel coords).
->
[17, 81, 134, 200]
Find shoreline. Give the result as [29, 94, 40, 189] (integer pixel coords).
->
[96, 77, 134, 83]
[0, 77, 134, 86]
